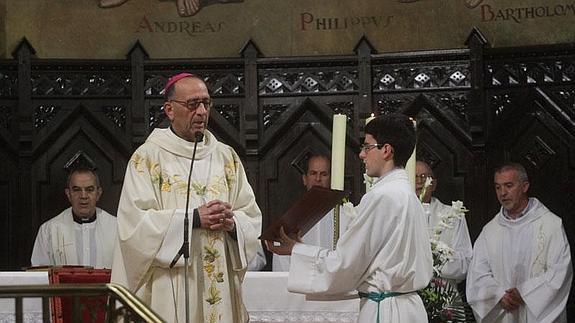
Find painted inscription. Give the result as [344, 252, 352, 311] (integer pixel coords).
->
[480, 3, 575, 22]
[135, 16, 225, 35]
[300, 12, 394, 31]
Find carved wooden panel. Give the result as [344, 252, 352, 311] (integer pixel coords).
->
[1, 36, 574, 315]
[258, 97, 362, 233]
[486, 55, 575, 88]
[30, 69, 131, 97]
[0, 93, 18, 269]
[0, 67, 18, 98]
[0, 146, 17, 270]
[414, 107, 471, 202]
[32, 117, 129, 222]
[258, 59, 359, 96]
[372, 58, 470, 92]
[487, 87, 575, 234]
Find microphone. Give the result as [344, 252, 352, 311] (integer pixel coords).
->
[194, 131, 204, 142]
[170, 130, 204, 268]
[170, 130, 203, 323]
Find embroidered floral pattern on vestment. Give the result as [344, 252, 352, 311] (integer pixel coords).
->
[203, 230, 226, 322]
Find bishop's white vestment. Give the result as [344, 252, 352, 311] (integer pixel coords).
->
[31, 207, 117, 268]
[466, 198, 573, 323]
[287, 169, 433, 322]
[111, 128, 262, 323]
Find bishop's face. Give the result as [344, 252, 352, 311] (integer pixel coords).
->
[164, 77, 211, 142]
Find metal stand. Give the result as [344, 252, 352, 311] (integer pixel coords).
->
[169, 132, 202, 323]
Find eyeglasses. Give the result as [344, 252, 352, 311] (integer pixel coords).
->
[360, 143, 383, 153]
[170, 98, 212, 111]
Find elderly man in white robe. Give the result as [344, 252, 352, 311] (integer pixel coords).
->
[31, 167, 117, 268]
[466, 162, 573, 323]
[416, 160, 472, 281]
[266, 113, 433, 323]
[273, 154, 351, 271]
[111, 73, 262, 322]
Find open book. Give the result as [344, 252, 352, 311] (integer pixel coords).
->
[259, 186, 347, 241]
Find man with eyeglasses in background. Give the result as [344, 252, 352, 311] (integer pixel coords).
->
[266, 113, 433, 323]
[416, 160, 472, 297]
[31, 167, 117, 268]
[416, 161, 472, 281]
[111, 73, 262, 322]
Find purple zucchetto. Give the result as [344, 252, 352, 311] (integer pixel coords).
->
[161, 72, 197, 96]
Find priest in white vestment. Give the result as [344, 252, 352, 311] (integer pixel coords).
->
[111, 73, 262, 323]
[273, 154, 351, 271]
[266, 113, 433, 323]
[466, 163, 573, 323]
[31, 167, 117, 268]
[416, 160, 472, 281]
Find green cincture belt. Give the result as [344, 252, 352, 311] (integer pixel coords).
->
[358, 291, 405, 323]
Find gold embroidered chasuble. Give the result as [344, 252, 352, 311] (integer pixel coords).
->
[111, 128, 262, 323]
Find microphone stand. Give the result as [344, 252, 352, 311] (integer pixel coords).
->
[170, 131, 203, 323]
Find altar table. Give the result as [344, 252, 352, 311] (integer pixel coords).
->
[243, 272, 359, 323]
[0, 272, 48, 323]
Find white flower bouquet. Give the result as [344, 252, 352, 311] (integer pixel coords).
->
[417, 178, 473, 322]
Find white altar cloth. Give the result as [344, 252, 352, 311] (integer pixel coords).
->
[0, 271, 359, 323]
[0, 272, 49, 323]
[243, 272, 359, 323]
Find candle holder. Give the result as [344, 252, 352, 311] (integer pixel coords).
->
[332, 204, 340, 250]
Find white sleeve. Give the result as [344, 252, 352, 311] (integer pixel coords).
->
[441, 215, 473, 280]
[518, 226, 573, 320]
[31, 225, 50, 266]
[154, 209, 189, 267]
[466, 232, 507, 322]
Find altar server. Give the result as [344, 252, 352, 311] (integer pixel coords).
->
[267, 113, 433, 323]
